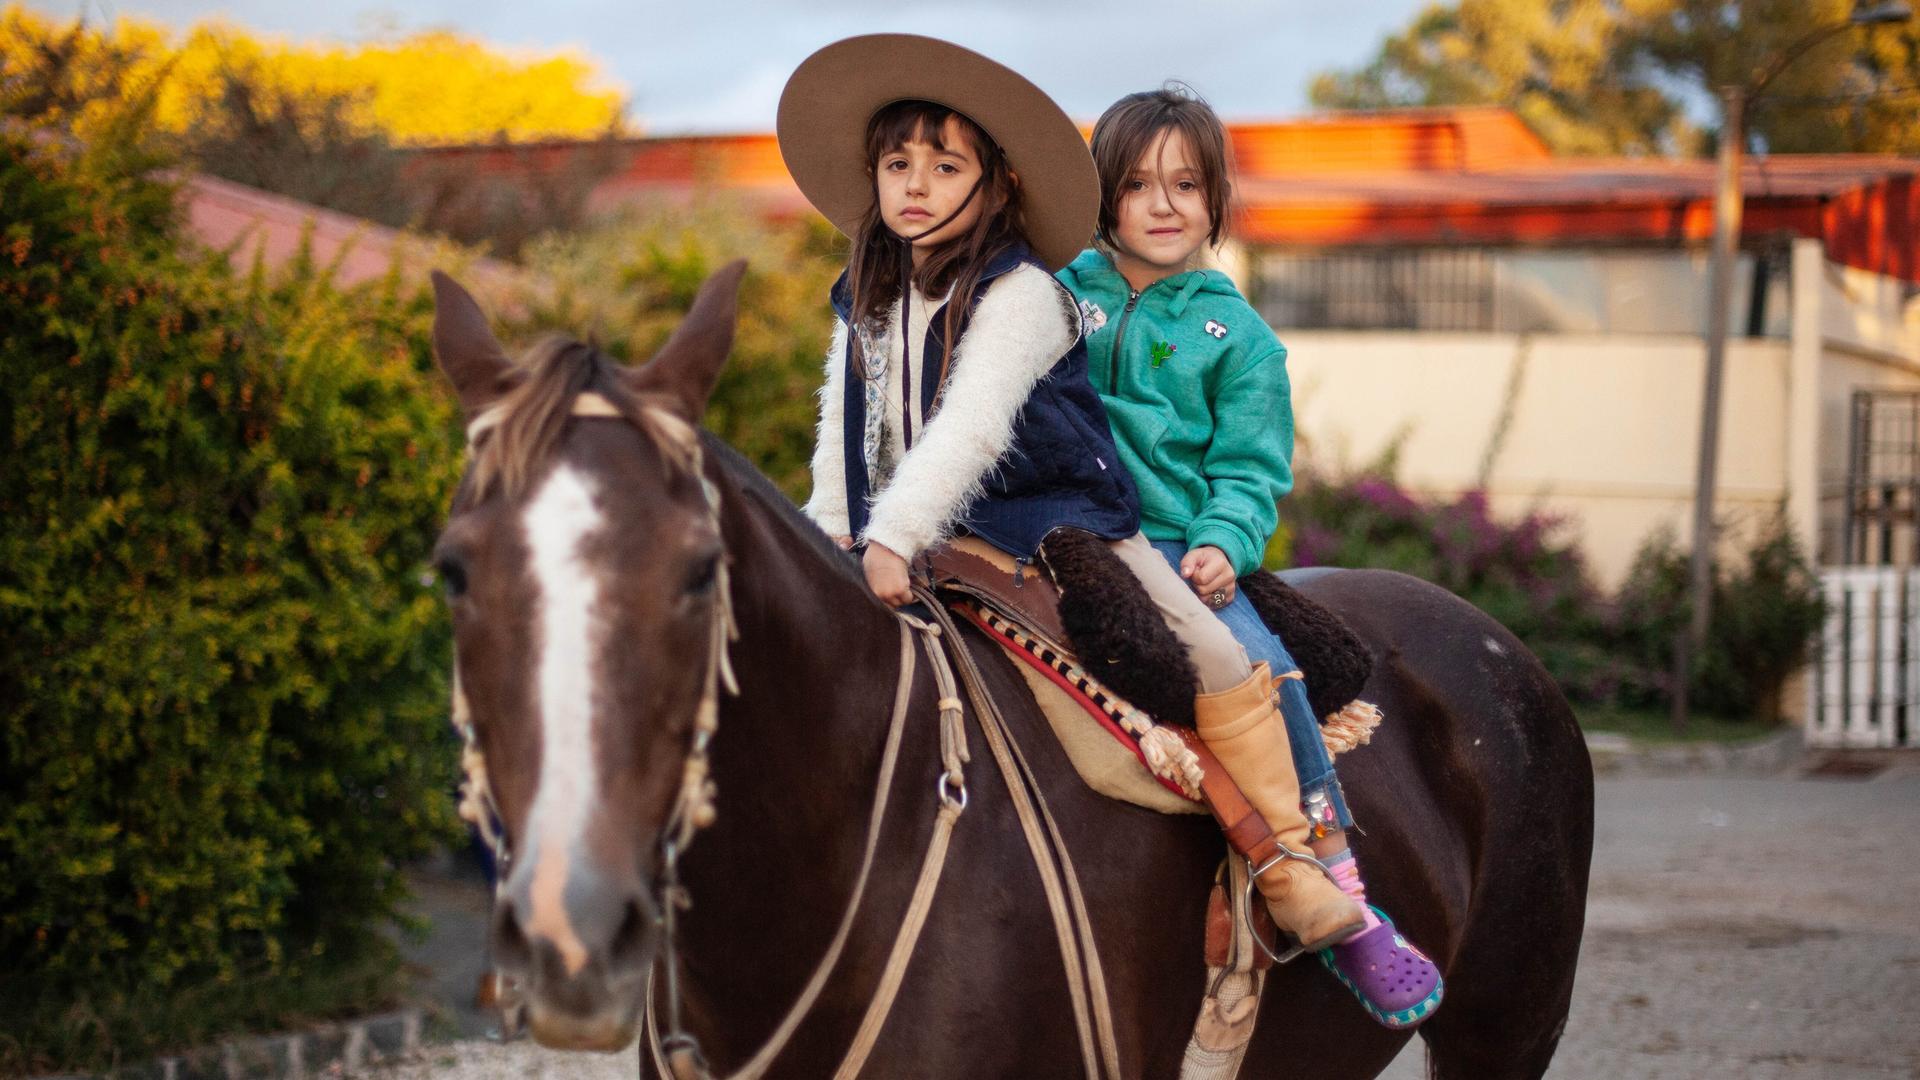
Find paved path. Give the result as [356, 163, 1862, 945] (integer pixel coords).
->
[386, 768, 1920, 1078]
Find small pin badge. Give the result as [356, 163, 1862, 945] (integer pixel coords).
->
[1150, 341, 1177, 368]
[1078, 300, 1107, 336]
[1204, 320, 1228, 339]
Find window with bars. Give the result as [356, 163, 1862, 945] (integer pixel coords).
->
[1842, 391, 1920, 566]
[1252, 247, 1792, 336]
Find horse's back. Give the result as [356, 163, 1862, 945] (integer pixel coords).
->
[1266, 567, 1595, 1079]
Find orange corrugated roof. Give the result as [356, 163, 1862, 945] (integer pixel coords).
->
[1227, 107, 1551, 175]
[398, 108, 1920, 282]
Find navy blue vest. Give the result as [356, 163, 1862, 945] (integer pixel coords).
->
[832, 245, 1141, 559]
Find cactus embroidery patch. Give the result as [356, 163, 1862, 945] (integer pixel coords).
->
[1150, 340, 1177, 368]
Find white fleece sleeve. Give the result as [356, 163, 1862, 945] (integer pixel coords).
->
[801, 318, 852, 537]
[861, 265, 1077, 560]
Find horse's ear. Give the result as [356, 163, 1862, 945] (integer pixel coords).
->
[431, 271, 515, 417]
[629, 259, 747, 423]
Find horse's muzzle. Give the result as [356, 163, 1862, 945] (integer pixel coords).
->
[491, 853, 661, 1050]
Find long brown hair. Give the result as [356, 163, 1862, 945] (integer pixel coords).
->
[1089, 83, 1234, 249]
[844, 100, 1025, 389]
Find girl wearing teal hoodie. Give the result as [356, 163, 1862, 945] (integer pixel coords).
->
[1058, 85, 1443, 1030]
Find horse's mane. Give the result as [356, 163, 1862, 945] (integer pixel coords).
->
[700, 433, 867, 590]
[467, 335, 698, 502]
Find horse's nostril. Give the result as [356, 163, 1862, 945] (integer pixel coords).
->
[607, 894, 658, 973]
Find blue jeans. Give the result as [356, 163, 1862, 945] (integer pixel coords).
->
[1148, 540, 1355, 830]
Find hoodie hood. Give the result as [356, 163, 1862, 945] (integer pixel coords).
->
[1062, 248, 1243, 317]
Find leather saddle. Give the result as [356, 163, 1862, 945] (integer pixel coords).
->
[923, 537, 1068, 648]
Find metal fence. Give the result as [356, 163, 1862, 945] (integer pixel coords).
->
[1842, 390, 1920, 566]
[1808, 566, 1920, 748]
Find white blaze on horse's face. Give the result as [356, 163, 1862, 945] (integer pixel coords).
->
[517, 462, 606, 976]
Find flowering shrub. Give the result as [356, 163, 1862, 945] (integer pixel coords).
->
[1283, 472, 1622, 703]
[1280, 470, 1821, 718]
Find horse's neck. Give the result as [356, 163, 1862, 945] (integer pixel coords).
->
[674, 463, 917, 1053]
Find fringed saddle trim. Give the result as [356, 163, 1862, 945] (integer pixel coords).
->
[1320, 700, 1383, 757]
[960, 602, 1206, 801]
[956, 598, 1385, 801]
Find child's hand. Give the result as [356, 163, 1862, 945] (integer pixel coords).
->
[1180, 546, 1237, 609]
[863, 542, 914, 607]
[832, 535, 854, 551]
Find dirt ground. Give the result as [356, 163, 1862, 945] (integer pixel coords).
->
[384, 768, 1920, 1079]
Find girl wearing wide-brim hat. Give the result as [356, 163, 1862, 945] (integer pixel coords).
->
[784, 34, 1367, 957]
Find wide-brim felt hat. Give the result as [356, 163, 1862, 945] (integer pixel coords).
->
[777, 34, 1097, 273]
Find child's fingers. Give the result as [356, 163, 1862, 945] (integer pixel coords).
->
[1196, 557, 1235, 596]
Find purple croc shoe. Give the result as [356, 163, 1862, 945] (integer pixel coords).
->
[1317, 907, 1444, 1029]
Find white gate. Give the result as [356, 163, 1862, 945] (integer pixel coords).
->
[1808, 566, 1920, 747]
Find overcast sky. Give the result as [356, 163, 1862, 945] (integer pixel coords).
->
[30, 0, 1432, 133]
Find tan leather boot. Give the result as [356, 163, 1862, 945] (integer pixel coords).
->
[1195, 663, 1366, 952]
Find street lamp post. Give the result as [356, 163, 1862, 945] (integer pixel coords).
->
[1672, 1, 1915, 732]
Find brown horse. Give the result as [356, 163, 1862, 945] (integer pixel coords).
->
[428, 261, 1594, 1078]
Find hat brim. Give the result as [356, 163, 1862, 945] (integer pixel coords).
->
[777, 34, 1096, 273]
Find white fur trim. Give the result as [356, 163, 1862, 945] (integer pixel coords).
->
[862, 264, 1077, 559]
[802, 317, 852, 538]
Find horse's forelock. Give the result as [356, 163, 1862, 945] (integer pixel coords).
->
[466, 336, 701, 502]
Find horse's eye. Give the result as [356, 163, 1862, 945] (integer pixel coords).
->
[685, 554, 720, 597]
[437, 557, 469, 599]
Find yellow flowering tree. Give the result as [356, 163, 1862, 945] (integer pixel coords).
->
[1, 5, 630, 145]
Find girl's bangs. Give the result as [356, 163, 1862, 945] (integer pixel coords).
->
[866, 100, 992, 161]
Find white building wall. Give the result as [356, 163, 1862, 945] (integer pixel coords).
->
[1282, 331, 1792, 589]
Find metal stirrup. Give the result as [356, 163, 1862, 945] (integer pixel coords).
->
[1242, 844, 1342, 966]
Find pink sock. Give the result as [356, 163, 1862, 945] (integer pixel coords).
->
[1326, 850, 1382, 931]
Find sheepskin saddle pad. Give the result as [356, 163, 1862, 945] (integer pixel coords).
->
[925, 531, 1382, 815]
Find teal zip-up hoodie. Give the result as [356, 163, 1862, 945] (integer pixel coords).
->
[1056, 248, 1291, 575]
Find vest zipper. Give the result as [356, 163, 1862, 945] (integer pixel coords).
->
[1107, 288, 1141, 393]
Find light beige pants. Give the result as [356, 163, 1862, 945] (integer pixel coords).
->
[1107, 532, 1253, 694]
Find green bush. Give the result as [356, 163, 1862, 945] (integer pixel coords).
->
[1281, 468, 1824, 721]
[1613, 519, 1825, 722]
[0, 100, 464, 1071]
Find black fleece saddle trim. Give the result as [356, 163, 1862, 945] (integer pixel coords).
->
[1038, 530, 1373, 726]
